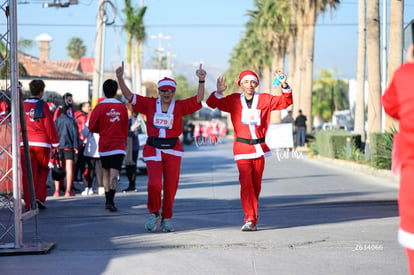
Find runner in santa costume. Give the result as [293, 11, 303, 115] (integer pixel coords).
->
[88, 79, 128, 212]
[21, 79, 59, 211]
[381, 43, 414, 274]
[116, 61, 206, 232]
[207, 70, 293, 231]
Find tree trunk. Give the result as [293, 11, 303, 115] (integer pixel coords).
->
[263, 65, 271, 94]
[293, 6, 304, 118]
[135, 42, 143, 96]
[366, 0, 382, 140]
[354, 0, 367, 142]
[385, 0, 403, 131]
[302, 3, 316, 132]
[287, 33, 296, 94]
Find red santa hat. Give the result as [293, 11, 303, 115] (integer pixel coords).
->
[158, 77, 177, 91]
[238, 70, 259, 86]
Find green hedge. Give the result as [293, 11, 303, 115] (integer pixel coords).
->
[314, 131, 362, 159]
[370, 131, 395, 169]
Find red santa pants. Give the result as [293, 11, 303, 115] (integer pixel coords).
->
[146, 152, 181, 219]
[21, 146, 51, 210]
[236, 156, 265, 225]
[399, 164, 414, 274]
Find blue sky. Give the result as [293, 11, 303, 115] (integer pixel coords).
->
[15, 0, 414, 80]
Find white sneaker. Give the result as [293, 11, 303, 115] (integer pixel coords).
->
[82, 187, 92, 196]
[98, 187, 105, 195]
[145, 213, 161, 232]
[161, 218, 175, 232]
[241, 220, 257, 232]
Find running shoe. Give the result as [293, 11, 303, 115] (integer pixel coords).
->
[145, 213, 161, 232]
[160, 218, 175, 232]
[36, 199, 47, 210]
[241, 220, 257, 232]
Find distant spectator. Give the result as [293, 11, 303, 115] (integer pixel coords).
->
[123, 103, 140, 192]
[295, 109, 307, 147]
[281, 110, 294, 125]
[53, 92, 75, 121]
[74, 101, 91, 182]
[21, 79, 59, 211]
[53, 105, 79, 197]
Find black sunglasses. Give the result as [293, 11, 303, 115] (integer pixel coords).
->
[159, 89, 175, 93]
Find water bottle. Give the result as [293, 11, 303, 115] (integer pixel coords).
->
[273, 74, 285, 87]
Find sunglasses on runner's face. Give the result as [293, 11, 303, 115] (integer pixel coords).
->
[159, 89, 175, 93]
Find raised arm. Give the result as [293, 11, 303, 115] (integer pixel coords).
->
[195, 64, 206, 103]
[115, 61, 133, 101]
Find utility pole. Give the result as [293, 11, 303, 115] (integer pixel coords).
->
[91, 0, 105, 108]
[91, 0, 115, 108]
[150, 33, 171, 73]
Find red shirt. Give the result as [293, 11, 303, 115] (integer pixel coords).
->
[74, 110, 88, 143]
[21, 98, 59, 148]
[88, 98, 128, 157]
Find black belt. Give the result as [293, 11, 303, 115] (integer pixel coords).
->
[236, 137, 265, 145]
[147, 137, 178, 149]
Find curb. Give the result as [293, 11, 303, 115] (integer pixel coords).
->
[307, 155, 400, 184]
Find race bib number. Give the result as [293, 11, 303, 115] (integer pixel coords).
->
[154, 113, 174, 129]
[241, 109, 261, 125]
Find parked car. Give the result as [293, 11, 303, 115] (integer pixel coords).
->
[136, 115, 147, 173]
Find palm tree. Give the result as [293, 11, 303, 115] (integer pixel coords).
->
[66, 37, 86, 60]
[132, 6, 147, 96]
[299, 0, 340, 132]
[385, 0, 403, 131]
[312, 69, 349, 124]
[18, 39, 35, 52]
[366, 0, 381, 142]
[354, 0, 367, 142]
[292, 1, 305, 118]
[123, 0, 146, 94]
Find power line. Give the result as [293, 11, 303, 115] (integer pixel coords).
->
[10, 22, 414, 29]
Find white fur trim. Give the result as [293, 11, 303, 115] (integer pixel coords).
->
[158, 79, 176, 89]
[282, 86, 292, 93]
[214, 91, 224, 99]
[99, 149, 126, 156]
[130, 94, 137, 105]
[144, 149, 184, 161]
[240, 75, 258, 83]
[399, 228, 414, 250]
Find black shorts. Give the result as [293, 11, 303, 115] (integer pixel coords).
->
[101, 154, 124, 170]
[59, 149, 75, 161]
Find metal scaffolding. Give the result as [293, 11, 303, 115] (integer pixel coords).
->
[0, 0, 54, 254]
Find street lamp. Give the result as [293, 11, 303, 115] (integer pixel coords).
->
[150, 33, 171, 70]
[42, 0, 78, 8]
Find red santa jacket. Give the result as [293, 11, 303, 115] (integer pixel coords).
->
[88, 98, 128, 157]
[129, 94, 202, 161]
[21, 98, 59, 149]
[382, 62, 414, 166]
[74, 110, 88, 144]
[207, 89, 293, 160]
